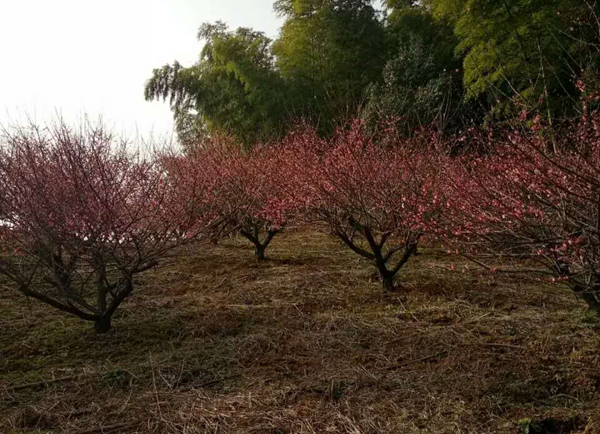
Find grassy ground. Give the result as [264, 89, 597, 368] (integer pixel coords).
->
[1, 229, 600, 434]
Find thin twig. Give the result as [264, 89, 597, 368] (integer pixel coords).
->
[386, 351, 448, 371]
[6, 375, 82, 392]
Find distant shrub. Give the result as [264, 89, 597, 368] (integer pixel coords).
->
[183, 135, 296, 261]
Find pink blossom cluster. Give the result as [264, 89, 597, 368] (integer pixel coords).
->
[0, 121, 221, 332]
[184, 119, 445, 289]
[440, 114, 600, 310]
[6, 110, 600, 330]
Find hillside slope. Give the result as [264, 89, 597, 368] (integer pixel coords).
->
[1, 230, 599, 433]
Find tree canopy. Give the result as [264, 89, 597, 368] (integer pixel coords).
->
[272, 0, 386, 129]
[364, 1, 467, 133]
[147, 0, 600, 146]
[145, 22, 286, 148]
[429, 0, 600, 119]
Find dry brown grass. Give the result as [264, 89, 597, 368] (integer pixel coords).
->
[1, 229, 600, 433]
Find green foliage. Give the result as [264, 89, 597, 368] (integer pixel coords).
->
[384, 0, 420, 9]
[148, 2, 387, 145]
[429, 0, 597, 119]
[145, 22, 286, 147]
[146, 0, 600, 145]
[272, 0, 386, 131]
[365, 37, 460, 133]
[386, 3, 455, 65]
[426, 0, 465, 22]
[365, 4, 467, 133]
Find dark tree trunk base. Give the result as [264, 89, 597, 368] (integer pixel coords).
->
[241, 228, 279, 262]
[573, 285, 600, 316]
[255, 247, 266, 261]
[382, 274, 397, 293]
[94, 317, 112, 334]
[580, 293, 600, 315]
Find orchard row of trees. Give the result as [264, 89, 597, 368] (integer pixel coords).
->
[146, 0, 600, 148]
[2, 112, 600, 332]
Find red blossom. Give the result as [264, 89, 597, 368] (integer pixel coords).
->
[0, 120, 220, 332]
[277, 119, 444, 292]
[440, 116, 600, 312]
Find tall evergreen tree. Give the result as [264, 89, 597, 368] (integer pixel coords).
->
[428, 0, 599, 120]
[145, 22, 286, 148]
[364, 1, 468, 134]
[272, 0, 387, 130]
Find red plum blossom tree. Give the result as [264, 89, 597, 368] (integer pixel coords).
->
[0, 121, 220, 333]
[281, 120, 443, 292]
[442, 113, 600, 313]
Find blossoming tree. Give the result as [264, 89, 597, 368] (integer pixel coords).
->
[186, 136, 299, 261]
[283, 121, 442, 292]
[442, 114, 600, 313]
[0, 121, 219, 333]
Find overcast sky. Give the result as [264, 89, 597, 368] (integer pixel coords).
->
[0, 0, 283, 140]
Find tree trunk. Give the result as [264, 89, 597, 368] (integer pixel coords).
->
[381, 272, 397, 293]
[94, 316, 112, 334]
[255, 245, 266, 261]
[241, 228, 278, 262]
[573, 285, 600, 315]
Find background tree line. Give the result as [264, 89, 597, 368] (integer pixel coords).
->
[145, 0, 600, 148]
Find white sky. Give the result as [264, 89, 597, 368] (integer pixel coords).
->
[0, 0, 283, 141]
